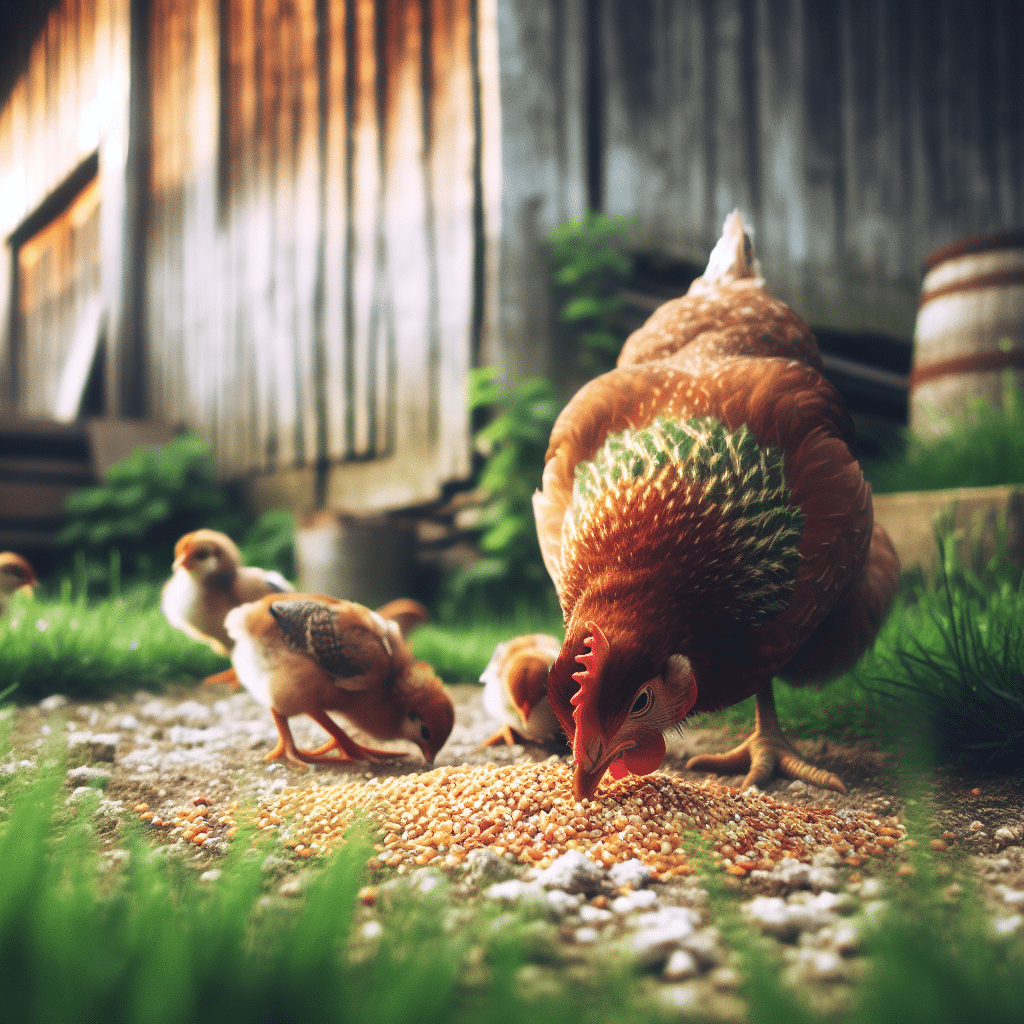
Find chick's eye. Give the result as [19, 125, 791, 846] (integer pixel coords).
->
[420, 725, 431, 741]
[629, 686, 653, 717]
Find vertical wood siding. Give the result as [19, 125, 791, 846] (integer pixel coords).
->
[0, 0, 132, 416]
[2, 0, 496, 516]
[146, 0, 492, 506]
[497, 0, 1024, 382]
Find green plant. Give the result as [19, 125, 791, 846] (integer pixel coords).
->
[442, 370, 562, 617]
[57, 432, 296, 591]
[865, 373, 1024, 493]
[58, 432, 247, 585]
[549, 211, 634, 375]
[862, 538, 1024, 768]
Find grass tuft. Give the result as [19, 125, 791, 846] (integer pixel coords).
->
[0, 587, 226, 703]
[865, 376, 1024, 494]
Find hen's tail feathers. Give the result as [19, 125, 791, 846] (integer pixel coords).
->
[688, 209, 765, 296]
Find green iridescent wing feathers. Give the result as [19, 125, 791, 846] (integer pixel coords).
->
[568, 415, 805, 626]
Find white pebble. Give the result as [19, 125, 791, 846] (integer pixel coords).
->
[609, 859, 652, 888]
[546, 890, 583, 915]
[578, 905, 613, 924]
[530, 850, 607, 894]
[742, 896, 795, 939]
[662, 949, 698, 980]
[39, 695, 67, 711]
[994, 827, 1015, 843]
[360, 920, 384, 942]
[574, 926, 600, 944]
[992, 914, 1023, 939]
[859, 878, 884, 899]
[611, 889, 658, 915]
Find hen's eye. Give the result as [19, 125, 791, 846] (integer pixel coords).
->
[420, 725, 431, 741]
[629, 686, 653, 716]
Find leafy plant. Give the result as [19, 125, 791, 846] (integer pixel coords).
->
[58, 432, 247, 584]
[548, 211, 634, 375]
[865, 372, 1024, 493]
[442, 369, 562, 617]
[57, 432, 295, 590]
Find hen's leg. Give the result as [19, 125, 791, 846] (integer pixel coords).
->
[685, 682, 846, 793]
[299, 710, 409, 762]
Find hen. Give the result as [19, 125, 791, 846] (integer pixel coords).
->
[480, 633, 563, 747]
[161, 529, 294, 657]
[0, 552, 37, 617]
[534, 211, 899, 801]
[225, 593, 453, 767]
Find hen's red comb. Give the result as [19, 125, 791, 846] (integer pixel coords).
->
[570, 622, 610, 750]
[571, 621, 609, 692]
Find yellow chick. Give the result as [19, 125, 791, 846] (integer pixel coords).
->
[161, 529, 294, 657]
[480, 633, 563, 746]
[0, 552, 37, 618]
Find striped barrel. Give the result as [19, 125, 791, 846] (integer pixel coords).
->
[909, 229, 1024, 435]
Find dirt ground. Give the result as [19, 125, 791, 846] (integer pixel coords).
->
[6, 679, 1022, 869]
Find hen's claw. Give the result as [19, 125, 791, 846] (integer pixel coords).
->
[685, 683, 846, 794]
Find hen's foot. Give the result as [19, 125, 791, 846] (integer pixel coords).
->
[685, 684, 846, 794]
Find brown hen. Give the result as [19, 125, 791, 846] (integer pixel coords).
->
[534, 211, 899, 801]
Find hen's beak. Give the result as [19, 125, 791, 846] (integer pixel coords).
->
[571, 731, 633, 801]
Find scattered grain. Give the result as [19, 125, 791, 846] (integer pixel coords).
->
[254, 762, 904, 877]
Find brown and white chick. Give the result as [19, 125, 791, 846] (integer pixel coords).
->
[480, 633, 563, 747]
[0, 552, 37, 618]
[224, 593, 454, 768]
[161, 529, 294, 657]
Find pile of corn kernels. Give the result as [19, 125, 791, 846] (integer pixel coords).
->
[135, 796, 239, 848]
[254, 762, 904, 879]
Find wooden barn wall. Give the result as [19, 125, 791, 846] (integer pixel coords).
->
[146, 0, 501, 512]
[496, 0, 1024, 383]
[0, 0, 134, 419]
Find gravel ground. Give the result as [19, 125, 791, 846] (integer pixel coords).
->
[3, 681, 1023, 1019]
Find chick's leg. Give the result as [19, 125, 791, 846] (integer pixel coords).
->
[265, 710, 313, 769]
[478, 724, 525, 748]
[685, 682, 846, 793]
[300, 710, 409, 763]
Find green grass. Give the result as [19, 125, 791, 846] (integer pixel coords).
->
[0, 585, 226, 704]
[411, 608, 565, 683]
[864, 377, 1024, 494]
[2, 758, 1022, 1024]
[0, 762, 659, 1024]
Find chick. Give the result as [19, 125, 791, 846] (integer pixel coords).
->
[224, 593, 454, 767]
[480, 633, 563, 747]
[0, 552, 37, 617]
[161, 529, 294, 657]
